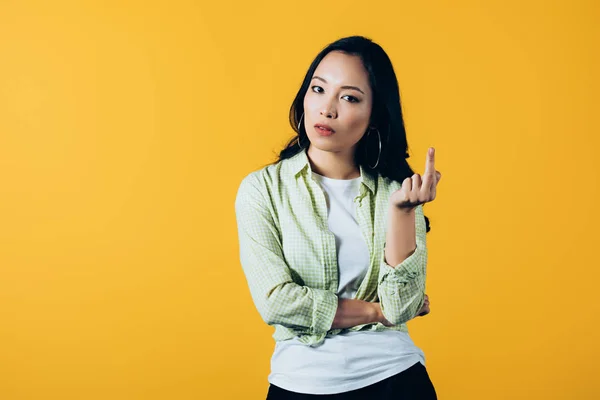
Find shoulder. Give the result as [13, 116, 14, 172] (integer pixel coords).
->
[235, 159, 287, 205]
[379, 174, 402, 189]
[374, 173, 403, 196]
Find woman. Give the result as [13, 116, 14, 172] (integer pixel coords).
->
[235, 35, 442, 399]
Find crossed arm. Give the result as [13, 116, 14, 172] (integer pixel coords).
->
[235, 173, 430, 335]
[332, 295, 430, 330]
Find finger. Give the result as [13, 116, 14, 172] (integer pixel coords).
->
[425, 147, 435, 175]
[430, 171, 441, 199]
[422, 148, 436, 189]
[410, 174, 421, 203]
[401, 177, 412, 199]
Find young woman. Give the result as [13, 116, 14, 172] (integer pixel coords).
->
[235, 35, 442, 399]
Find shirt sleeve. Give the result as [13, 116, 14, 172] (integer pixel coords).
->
[377, 204, 428, 325]
[234, 172, 339, 335]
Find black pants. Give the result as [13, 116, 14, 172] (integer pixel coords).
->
[266, 361, 437, 399]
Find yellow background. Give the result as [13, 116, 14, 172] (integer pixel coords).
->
[1, 1, 598, 399]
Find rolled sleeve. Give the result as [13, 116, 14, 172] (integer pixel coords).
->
[377, 204, 428, 325]
[310, 287, 339, 334]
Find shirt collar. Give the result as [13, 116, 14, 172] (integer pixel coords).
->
[285, 148, 376, 194]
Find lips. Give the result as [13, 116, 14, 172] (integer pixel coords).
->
[314, 124, 334, 132]
[315, 126, 334, 136]
[314, 124, 335, 136]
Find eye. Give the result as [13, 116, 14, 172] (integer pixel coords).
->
[311, 85, 324, 93]
[343, 95, 359, 103]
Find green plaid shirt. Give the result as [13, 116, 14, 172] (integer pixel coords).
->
[235, 149, 427, 347]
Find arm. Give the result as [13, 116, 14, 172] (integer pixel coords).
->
[378, 147, 440, 325]
[235, 174, 378, 334]
[331, 298, 380, 329]
[376, 204, 428, 326]
[385, 206, 417, 266]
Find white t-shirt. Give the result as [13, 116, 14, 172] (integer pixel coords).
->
[268, 171, 425, 395]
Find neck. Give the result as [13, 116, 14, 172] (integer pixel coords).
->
[306, 145, 360, 180]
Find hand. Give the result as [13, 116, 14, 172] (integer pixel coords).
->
[390, 147, 442, 211]
[416, 294, 430, 317]
[372, 302, 395, 327]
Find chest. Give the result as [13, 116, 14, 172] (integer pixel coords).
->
[273, 175, 392, 297]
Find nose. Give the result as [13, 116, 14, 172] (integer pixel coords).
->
[320, 99, 337, 119]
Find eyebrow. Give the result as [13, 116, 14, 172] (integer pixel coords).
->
[311, 76, 365, 95]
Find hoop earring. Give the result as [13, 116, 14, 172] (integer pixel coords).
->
[366, 128, 381, 169]
[297, 112, 304, 132]
[296, 112, 306, 149]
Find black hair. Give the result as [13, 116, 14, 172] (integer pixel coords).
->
[272, 35, 430, 232]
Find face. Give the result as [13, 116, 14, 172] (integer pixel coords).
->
[302, 51, 373, 154]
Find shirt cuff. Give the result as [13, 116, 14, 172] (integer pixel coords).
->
[378, 240, 425, 286]
[310, 288, 339, 334]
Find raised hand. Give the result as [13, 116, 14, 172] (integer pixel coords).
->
[390, 147, 442, 211]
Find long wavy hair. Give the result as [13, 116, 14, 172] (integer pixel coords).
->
[271, 35, 430, 232]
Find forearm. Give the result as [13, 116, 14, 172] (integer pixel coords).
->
[384, 205, 416, 267]
[378, 204, 427, 325]
[330, 298, 379, 329]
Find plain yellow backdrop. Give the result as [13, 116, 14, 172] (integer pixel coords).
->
[1, 0, 599, 399]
